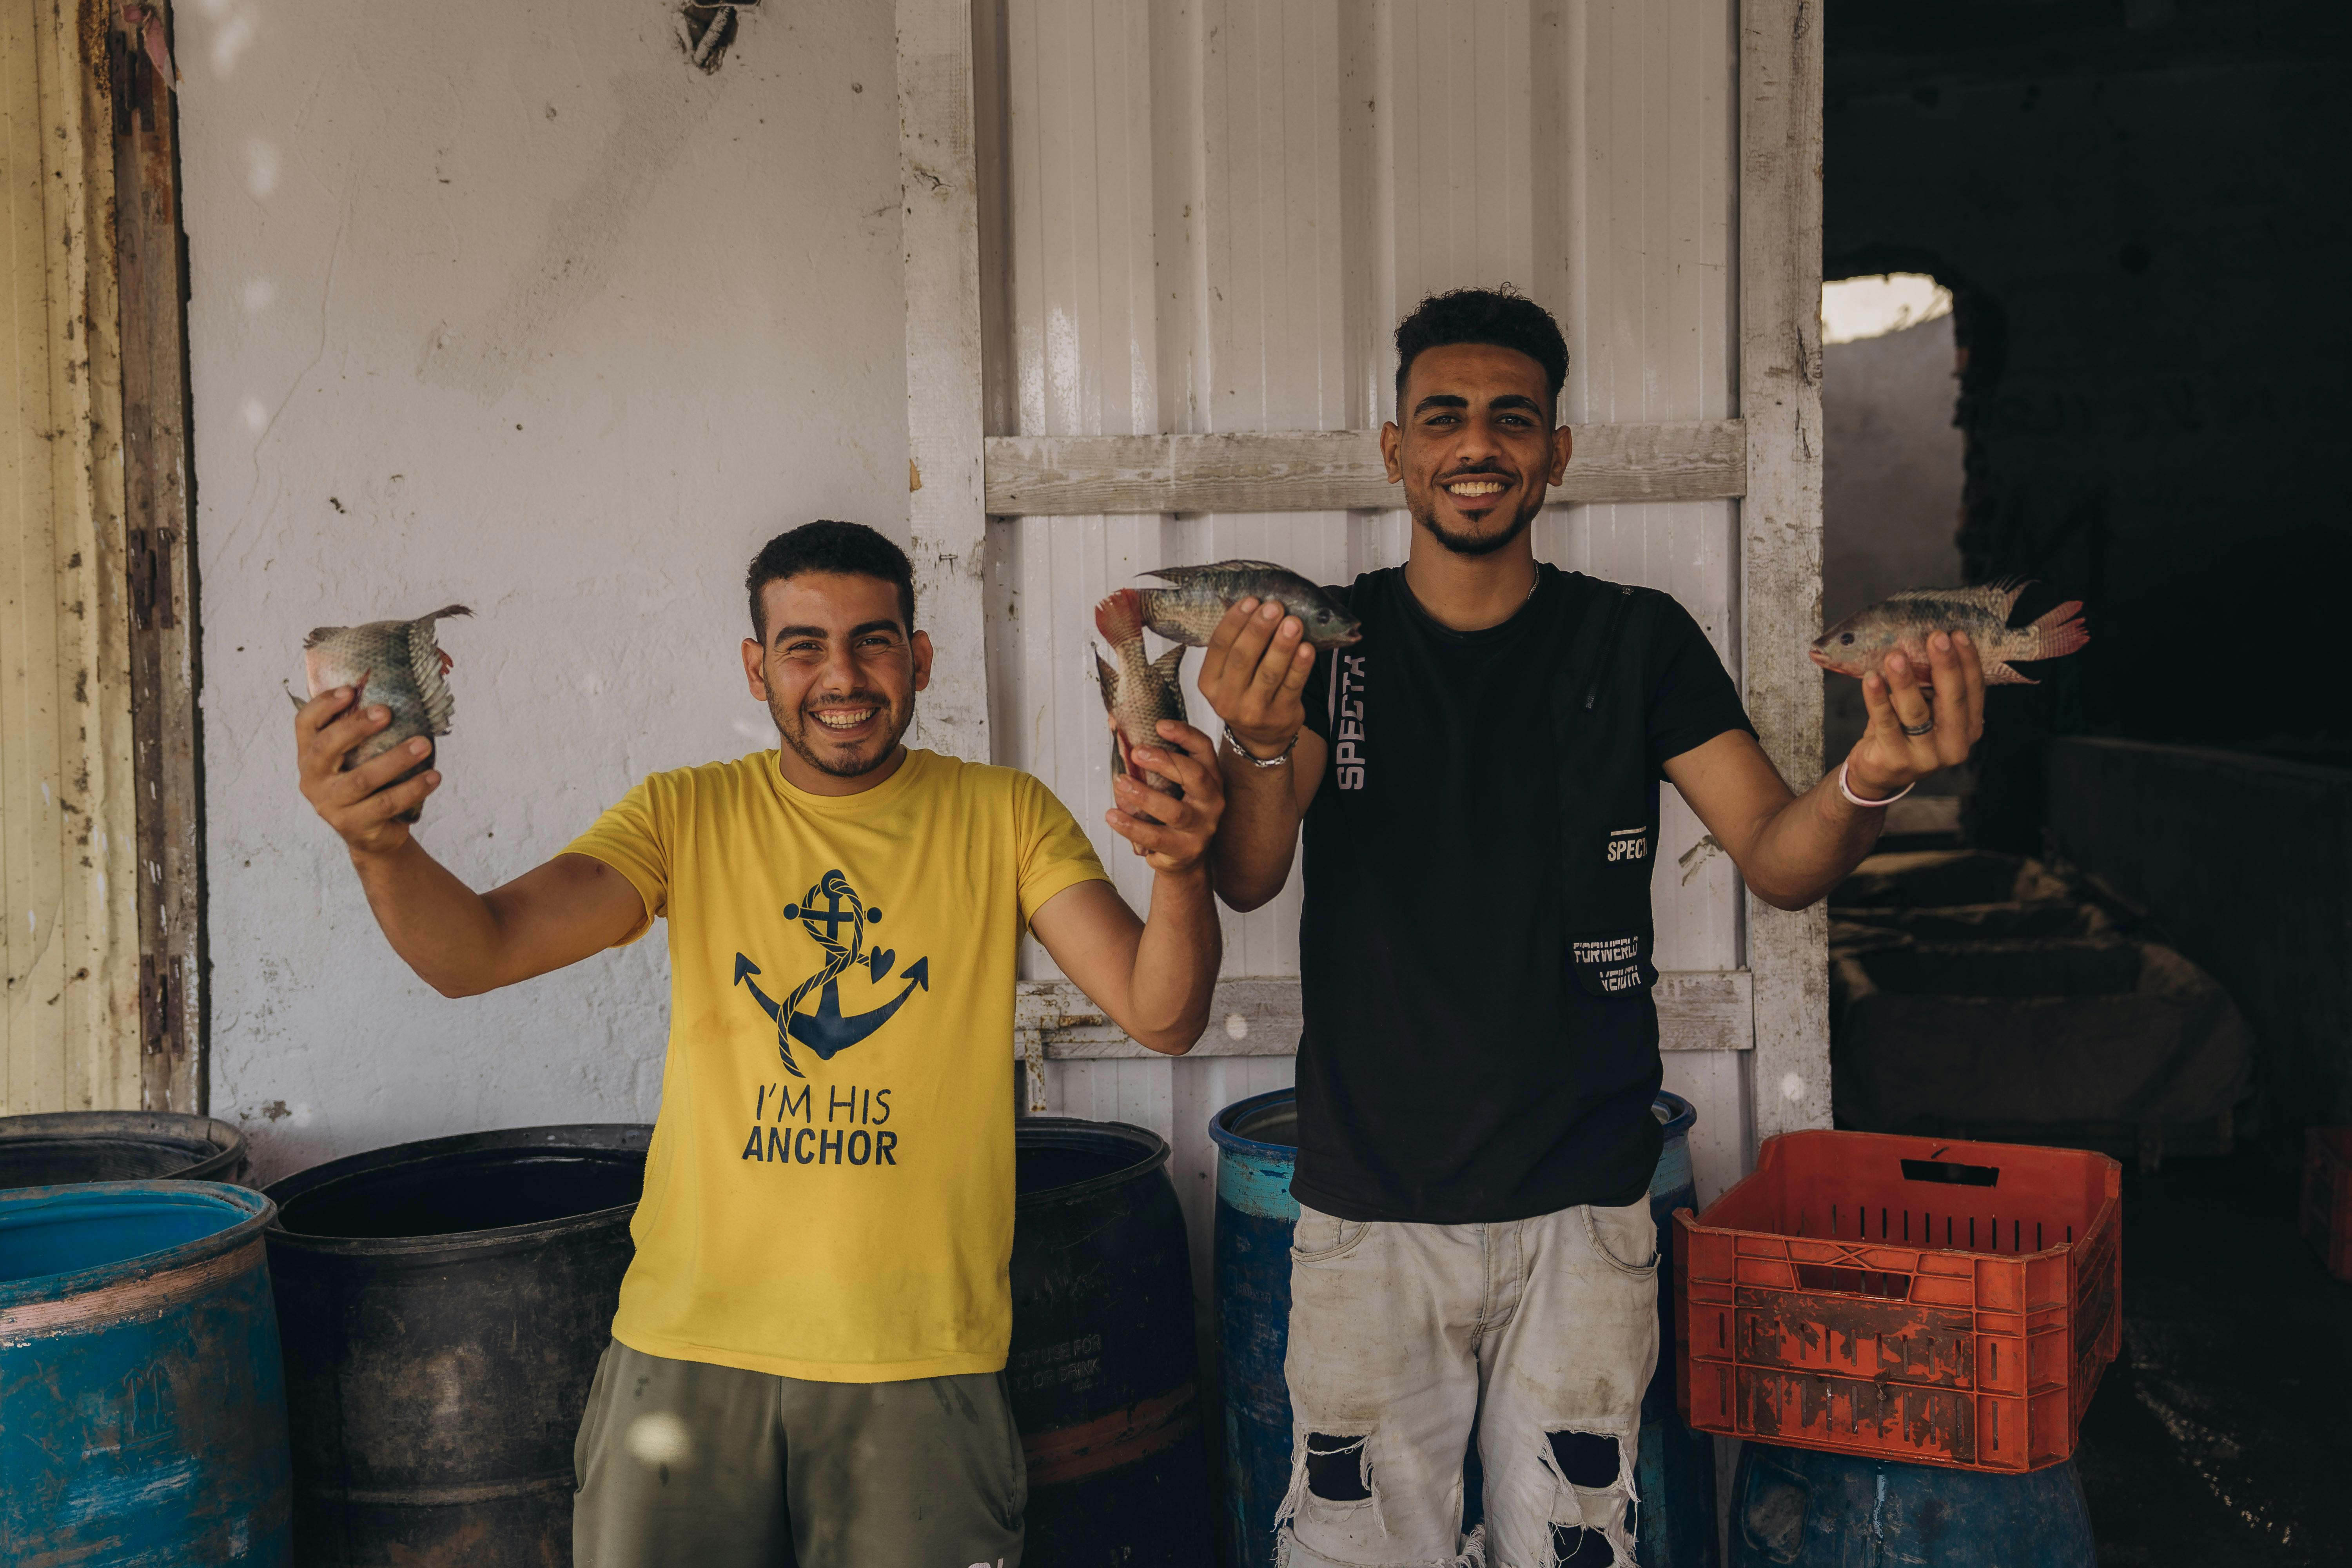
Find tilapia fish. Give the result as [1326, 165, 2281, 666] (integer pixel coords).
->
[1811, 581, 2087, 686]
[1093, 589, 1190, 823]
[300, 604, 471, 823]
[1134, 560, 1362, 649]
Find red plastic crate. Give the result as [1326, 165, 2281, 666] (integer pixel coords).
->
[2301, 1127, 2352, 1281]
[1675, 1130, 2121, 1473]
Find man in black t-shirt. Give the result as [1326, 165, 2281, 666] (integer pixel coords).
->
[1198, 290, 1988, 1568]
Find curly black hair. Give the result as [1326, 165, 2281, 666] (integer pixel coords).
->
[1393, 286, 1569, 412]
[746, 521, 916, 642]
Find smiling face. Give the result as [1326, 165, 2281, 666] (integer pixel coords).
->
[1381, 342, 1573, 557]
[742, 572, 932, 792]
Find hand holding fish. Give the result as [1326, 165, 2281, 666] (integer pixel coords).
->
[1844, 630, 1986, 800]
[1105, 719, 1226, 875]
[296, 687, 443, 854]
[1196, 595, 1318, 759]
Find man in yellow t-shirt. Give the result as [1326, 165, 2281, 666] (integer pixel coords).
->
[295, 521, 1225, 1567]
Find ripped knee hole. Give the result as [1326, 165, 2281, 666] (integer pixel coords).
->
[1303, 1432, 1372, 1503]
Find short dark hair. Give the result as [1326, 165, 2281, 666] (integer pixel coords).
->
[746, 521, 916, 642]
[1393, 287, 1569, 413]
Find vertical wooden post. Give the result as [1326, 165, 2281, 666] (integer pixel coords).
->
[898, 0, 992, 765]
[111, 1, 203, 1114]
[1739, 0, 1829, 1144]
[2, 0, 140, 1113]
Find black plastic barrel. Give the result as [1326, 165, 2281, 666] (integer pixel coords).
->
[0, 1110, 247, 1189]
[1010, 1116, 1213, 1566]
[263, 1123, 650, 1566]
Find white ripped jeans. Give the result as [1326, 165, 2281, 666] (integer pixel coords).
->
[1276, 1198, 1659, 1568]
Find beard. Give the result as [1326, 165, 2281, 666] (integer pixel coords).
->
[1410, 488, 1542, 557]
[769, 688, 914, 779]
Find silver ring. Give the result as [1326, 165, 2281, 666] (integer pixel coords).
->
[1901, 719, 1935, 737]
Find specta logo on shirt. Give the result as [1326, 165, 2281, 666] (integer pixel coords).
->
[1606, 826, 1650, 862]
[732, 868, 931, 1079]
[1330, 653, 1368, 791]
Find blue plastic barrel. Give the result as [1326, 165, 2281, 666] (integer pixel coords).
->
[0, 1180, 292, 1563]
[1729, 1442, 2096, 1567]
[1641, 1091, 1719, 1568]
[1209, 1089, 1299, 1568]
[1210, 1090, 1715, 1568]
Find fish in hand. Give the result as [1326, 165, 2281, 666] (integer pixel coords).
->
[1811, 581, 2087, 686]
[1092, 589, 1190, 823]
[298, 604, 471, 823]
[1133, 559, 1363, 648]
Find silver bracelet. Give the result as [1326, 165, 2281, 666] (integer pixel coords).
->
[1838, 757, 1913, 809]
[1222, 724, 1299, 769]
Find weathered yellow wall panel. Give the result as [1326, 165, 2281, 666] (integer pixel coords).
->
[2, 0, 139, 1113]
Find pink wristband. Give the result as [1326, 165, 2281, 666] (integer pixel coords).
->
[1839, 758, 1914, 809]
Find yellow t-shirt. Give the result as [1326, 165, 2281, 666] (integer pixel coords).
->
[564, 747, 1108, 1382]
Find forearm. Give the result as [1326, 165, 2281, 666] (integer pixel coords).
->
[1122, 865, 1223, 1053]
[1737, 767, 1887, 911]
[1210, 750, 1303, 911]
[348, 838, 515, 997]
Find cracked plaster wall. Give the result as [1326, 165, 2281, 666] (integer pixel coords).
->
[177, 1, 907, 1181]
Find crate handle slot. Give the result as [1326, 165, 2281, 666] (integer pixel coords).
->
[1794, 1263, 1913, 1299]
[1901, 1157, 2000, 1188]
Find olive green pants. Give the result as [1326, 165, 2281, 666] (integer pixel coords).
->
[572, 1339, 1025, 1568]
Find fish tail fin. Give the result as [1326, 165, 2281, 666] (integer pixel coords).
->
[2026, 601, 2089, 659]
[409, 625, 462, 736]
[1094, 588, 1147, 645]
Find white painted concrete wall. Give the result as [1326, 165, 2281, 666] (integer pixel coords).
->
[180, 1, 908, 1181]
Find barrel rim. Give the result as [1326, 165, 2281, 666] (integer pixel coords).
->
[0, 1179, 275, 1308]
[1013, 1116, 1170, 1210]
[263, 1122, 650, 1258]
[1653, 1090, 1697, 1141]
[1209, 1087, 1297, 1157]
[0, 1109, 248, 1185]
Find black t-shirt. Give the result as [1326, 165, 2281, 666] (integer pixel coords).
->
[1294, 564, 1755, 1223]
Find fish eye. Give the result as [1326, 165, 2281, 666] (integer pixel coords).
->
[1838, 633, 1854, 646]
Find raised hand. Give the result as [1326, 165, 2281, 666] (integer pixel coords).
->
[1847, 630, 1987, 800]
[296, 687, 440, 855]
[1196, 597, 1316, 757]
[1105, 720, 1226, 874]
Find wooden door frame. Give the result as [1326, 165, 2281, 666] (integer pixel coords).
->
[3, 0, 202, 1115]
[111, 0, 205, 1114]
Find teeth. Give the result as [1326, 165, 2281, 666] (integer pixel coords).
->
[813, 710, 875, 729]
[1446, 479, 1505, 496]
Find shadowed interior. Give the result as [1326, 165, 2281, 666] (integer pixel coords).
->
[275, 1149, 645, 1239]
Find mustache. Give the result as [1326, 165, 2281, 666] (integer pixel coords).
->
[1436, 463, 1514, 481]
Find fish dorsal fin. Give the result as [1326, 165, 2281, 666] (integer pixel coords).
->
[407, 606, 471, 735]
[1150, 643, 1189, 681]
[1885, 581, 2033, 619]
[301, 625, 346, 650]
[1144, 559, 1285, 584]
[1092, 648, 1120, 699]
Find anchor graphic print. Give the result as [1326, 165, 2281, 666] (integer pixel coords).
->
[733, 869, 930, 1078]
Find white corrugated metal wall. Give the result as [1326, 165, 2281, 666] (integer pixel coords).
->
[973, 0, 1757, 1310]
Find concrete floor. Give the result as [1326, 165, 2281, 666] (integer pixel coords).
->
[2074, 1142, 2348, 1564]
